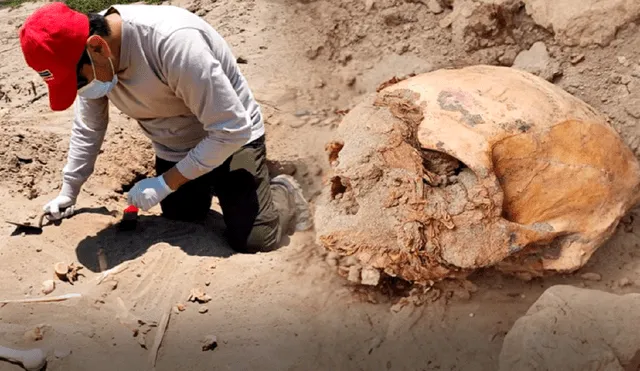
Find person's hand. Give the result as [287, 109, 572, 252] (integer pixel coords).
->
[43, 195, 76, 220]
[127, 176, 174, 211]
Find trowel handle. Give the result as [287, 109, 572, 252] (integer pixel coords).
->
[39, 206, 72, 228]
[124, 205, 139, 214]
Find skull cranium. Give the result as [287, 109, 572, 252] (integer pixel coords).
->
[314, 65, 640, 284]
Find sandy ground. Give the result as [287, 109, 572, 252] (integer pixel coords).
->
[1, 0, 640, 370]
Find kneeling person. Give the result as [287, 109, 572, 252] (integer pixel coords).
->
[19, 2, 311, 252]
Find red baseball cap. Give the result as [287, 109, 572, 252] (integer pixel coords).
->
[19, 2, 89, 111]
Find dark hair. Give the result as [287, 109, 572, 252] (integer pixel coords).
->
[76, 13, 111, 88]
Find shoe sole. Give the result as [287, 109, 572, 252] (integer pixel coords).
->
[271, 174, 313, 232]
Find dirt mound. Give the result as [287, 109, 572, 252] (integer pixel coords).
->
[314, 65, 640, 285]
[524, 0, 640, 47]
[499, 285, 640, 371]
[0, 123, 66, 199]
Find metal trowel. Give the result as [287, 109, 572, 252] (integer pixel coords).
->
[5, 213, 49, 236]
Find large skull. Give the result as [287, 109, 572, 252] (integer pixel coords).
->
[314, 65, 640, 284]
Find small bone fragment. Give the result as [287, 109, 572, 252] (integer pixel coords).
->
[148, 308, 171, 369]
[96, 263, 129, 285]
[0, 293, 81, 304]
[54, 262, 83, 284]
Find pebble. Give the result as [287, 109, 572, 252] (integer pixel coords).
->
[365, 0, 375, 12]
[199, 306, 209, 314]
[618, 277, 632, 287]
[54, 348, 72, 359]
[427, 0, 443, 14]
[294, 110, 310, 117]
[205, 281, 211, 286]
[469, 313, 475, 318]
[580, 272, 602, 281]
[202, 335, 218, 351]
[570, 54, 585, 64]
[618, 56, 630, 67]
[347, 265, 361, 283]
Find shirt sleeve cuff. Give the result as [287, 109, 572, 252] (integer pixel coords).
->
[175, 155, 211, 180]
[60, 181, 81, 201]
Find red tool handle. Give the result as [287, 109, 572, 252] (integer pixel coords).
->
[124, 205, 139, 214]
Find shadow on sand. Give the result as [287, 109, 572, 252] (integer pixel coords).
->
[74, 210, 292, 273]
[75, 211, 236, 272]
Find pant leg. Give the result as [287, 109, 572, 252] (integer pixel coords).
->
[155, 157, 213, 222]
[211, 135, 294, 253]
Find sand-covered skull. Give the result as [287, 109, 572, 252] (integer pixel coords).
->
[314, 65, 640, 285]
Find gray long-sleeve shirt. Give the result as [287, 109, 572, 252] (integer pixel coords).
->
[60, 4, 264, 199]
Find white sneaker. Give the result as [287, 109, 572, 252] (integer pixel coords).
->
[271, 174, 313, 232]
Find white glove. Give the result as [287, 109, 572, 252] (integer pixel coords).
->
[127, 176, 174, 211]
[43, 195, 76, 220]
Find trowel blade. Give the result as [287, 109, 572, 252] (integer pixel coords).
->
[5, 220, 43, 236]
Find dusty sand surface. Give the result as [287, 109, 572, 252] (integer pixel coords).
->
[1, 0, 640, 370]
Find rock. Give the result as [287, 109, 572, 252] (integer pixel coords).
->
[427, 0, 443, 14]
[294, 110, 310, 117]
[347, 265, 361, 283]
[570, 54, 584, 64]
[199, 306, 208, 314]
[202, 335, 218, 351]
[188, 288, 212, 303]
[444, 0, 522, 51]
[498, 49, 518, 66]
[512, 42, 562, 81]
[41, 280, 55, 295]
[524, 0, 640, 46]
[24, 325, 45, 342]
[618, 277, 632, 287]
[54, 348, 72, 359]
[365, 0, 375, 12]
[624, 92, 640, 119]
[580, 272, 602, 281]
[361, 267, 381, 286]
[499, 285, 640, 370]
[618, 56, 630, 67]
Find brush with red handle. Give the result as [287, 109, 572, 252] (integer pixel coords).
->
[119, 204, 139, 231]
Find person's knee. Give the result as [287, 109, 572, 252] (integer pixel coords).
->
[230, 224, 281, 254]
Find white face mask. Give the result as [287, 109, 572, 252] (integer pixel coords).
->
[78, 52, 118, 100]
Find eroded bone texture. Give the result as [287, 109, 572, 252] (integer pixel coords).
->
[314, 65, 640, 284]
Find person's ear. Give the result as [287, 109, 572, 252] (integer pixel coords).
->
[86, 35, 112, 58]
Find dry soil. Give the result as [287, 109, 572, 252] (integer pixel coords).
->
[1, 0, 640, 370]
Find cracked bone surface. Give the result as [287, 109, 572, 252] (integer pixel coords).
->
[0, 346, 46, 371]
[314, 65, 640, 284]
